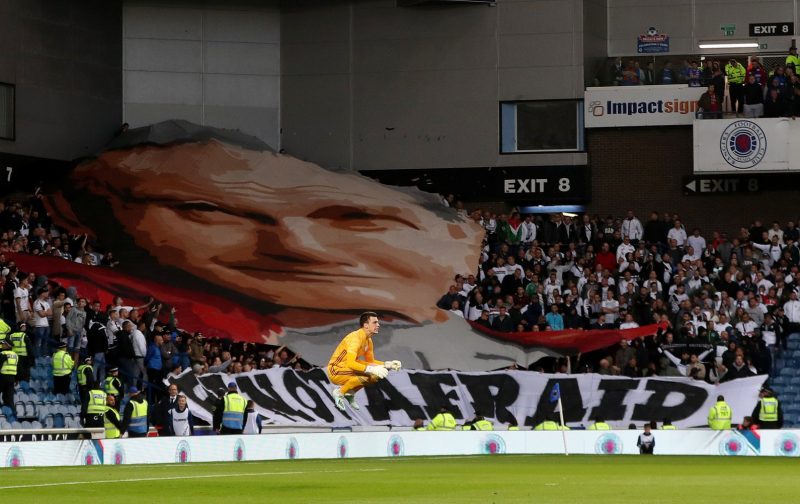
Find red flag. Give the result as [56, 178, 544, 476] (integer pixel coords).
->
[467, 320, 666, 353]
[10, 253, 282, 343]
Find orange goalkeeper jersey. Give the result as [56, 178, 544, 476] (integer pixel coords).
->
[328, 328, 383, 374]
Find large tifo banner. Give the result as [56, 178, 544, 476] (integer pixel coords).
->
[20, 119, 593, 372]
[169, 368, 767, 429]
[693, 118, 800, 173]
[584, 85, 705, 127]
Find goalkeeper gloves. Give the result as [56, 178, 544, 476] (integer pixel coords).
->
[365, 364, 389, 379]
[384, 360, 402, 371]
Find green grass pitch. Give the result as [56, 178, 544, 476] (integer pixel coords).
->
[0, 454, 797, 503]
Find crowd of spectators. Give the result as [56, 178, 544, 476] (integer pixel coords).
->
[605, 48, 800, 119]
[3, 188, 795, 397]
[0, 194, 309, 407]
[439, 207, 800, 383]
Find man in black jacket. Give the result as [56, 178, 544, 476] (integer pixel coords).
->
[151, 383, 179, 436]
[86, 319, 108, 382]
[720, 354, 755, 382]
[491, 306, 514, 333]
[643, 212, 666, 248]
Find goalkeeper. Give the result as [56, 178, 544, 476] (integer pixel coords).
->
[327, 312, 402, 411]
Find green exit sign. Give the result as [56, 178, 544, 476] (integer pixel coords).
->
[721, 23, 736, 36]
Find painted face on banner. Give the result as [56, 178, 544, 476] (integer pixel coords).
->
[48, 139, 482, 327]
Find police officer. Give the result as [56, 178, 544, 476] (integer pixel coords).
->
[534, 419, 559, 430]
[534, 414, 569, 431]
[52, 342, 74, 395]
[787, 46, 800, 74]
[104, 395, 122, 439]
[103, 367, 123, 410]
[213, 382, 247, 434]
[426, 407, 457, 431]
[83, 387, 107, 428]
[8, 322, 32, 382]
[587, 418, 612, 430]
[0, 317, 12, 342]
[0, 340, 17, 408]
[466, 415, 494, 431]
[725, 58, 746, 115]
[77, 356, 94, 411]
[121, 386, 149, 438]
[708, 394, 732, 430]
[752, 388, 783, 429]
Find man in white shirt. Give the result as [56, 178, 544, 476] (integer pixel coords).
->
[616, 236, 635, 262]
[618, 271, 637, 295]
[505, 256, 524, 278]
[735, 313, 758, 338]
[449, 300, 464, 318]
[124, 320, 148, 386]
[768, 221, 784, 245]
[667, 220, 688, 248]
[745, 297, 767, 326]
[621, 210, 643, 243]
[13, 276, 31, 325]
[714, 313, 733, 335]
[543, 271, 561, 299]
[105, 310, 122, 348]
[619, 313, 639, 330]
[521, 215, 537, 245]
[752, 237, 783, 267]
[682, 246, 700, 262]
[32, 287, 52, 357]
[601, 290, 620, 324]
[686, 228, 706, 256]
[492, 258, 509, 283]
[783, 291, 800, 330]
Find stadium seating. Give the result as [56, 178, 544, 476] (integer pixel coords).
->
[770, 332, 800, 427]
[1, 355, 82, 430]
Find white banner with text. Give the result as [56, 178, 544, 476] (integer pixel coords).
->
[584, 85, 705, 127]
[167, 369, 766, 429]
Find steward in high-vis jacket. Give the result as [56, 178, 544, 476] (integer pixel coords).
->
[8, 322, 32, 382]
[0, 340, 17, 408]
[213, 382, 247, 434]
[426, 408, 457, 431]
[708, 395, 732, 430]
[121, 386, 149, 437]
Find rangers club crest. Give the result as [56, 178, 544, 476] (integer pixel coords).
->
[337, 436, 349, 458]
[719, 120, 767, 169]
[175, 440, 191, 463]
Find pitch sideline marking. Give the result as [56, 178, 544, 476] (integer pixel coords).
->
[0, 468, 386, 490]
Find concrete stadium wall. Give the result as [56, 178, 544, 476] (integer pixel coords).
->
[122, 0, 281, 149]
[281, 0, 589, 171]
[583, 0, 608, 86]
[607, 0, 798, 57]
[586, 127, 800, 234]
[0, 0, 122, 161]
[2, 429, 798, 467]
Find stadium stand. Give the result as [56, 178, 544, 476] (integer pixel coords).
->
[0, 187, 798, 428]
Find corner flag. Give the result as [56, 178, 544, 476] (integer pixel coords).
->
[549, 383, 561, 404]
[550, 382, 568, 456]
